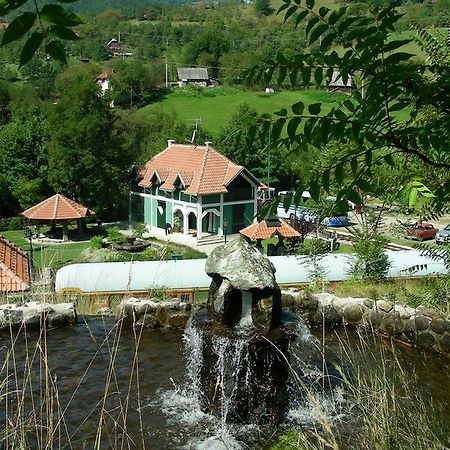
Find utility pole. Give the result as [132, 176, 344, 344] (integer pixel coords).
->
[165, 59, 168, 88]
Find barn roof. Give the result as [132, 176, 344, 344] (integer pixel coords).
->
[329, 70, 353, 87]
[177, 67, 209, 81]
[22, 194, 94, 221]
[0, 236, 30, 292]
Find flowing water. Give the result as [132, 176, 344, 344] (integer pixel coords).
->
[0, 317, 449, 449]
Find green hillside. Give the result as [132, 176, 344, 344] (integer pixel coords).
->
[135, 87, 346, 136]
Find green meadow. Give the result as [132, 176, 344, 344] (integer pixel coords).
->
[135, 87, 346, 136]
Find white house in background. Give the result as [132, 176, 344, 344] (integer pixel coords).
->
[130, 140, 260, 242]
[328, 70, 354, 93]
[96, 71, 110, 95]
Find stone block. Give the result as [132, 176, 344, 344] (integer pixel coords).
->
[343, 304, 366, 323]
[416, 331, 436, 349]
[430, 319, 446, 335]
[413, 315, 431, 331]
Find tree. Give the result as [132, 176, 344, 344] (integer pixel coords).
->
[47, 68, 138, 219]
[216, 103, 300, 189]
[248, 2, 449, 215]
[254, 0, 274, 17]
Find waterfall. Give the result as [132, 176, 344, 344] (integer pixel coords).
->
[238, 291, 253, 328]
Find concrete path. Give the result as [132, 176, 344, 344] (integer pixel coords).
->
[142, 227, 239, 255]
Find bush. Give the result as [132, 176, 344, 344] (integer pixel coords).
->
[90, 235, 104, 250]
[133, 223, 146, 239]
[0, 216, 23, 231]
[106, 226, 123, 242]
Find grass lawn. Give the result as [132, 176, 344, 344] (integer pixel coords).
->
[2, 229, 91, 269]
[135, 87, 346, 136]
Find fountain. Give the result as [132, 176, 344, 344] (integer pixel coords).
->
[189, 238, 297, 425]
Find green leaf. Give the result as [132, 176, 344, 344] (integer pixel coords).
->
[0, 0, 27, 16]
[283, 191, 294, 211]
[355, 178, 372, 192]
[305, 0, 314, 9]
[335, 163, 344, 184]
[294, 9, 309, 27]
[314, 67, 323, 86]
[309, 180, 320, 201]
[292, 101, 304, 115]
[384, 39, 412, 52]
[384, 52, 413, 65]
[284, 5, 298, 23]
[319, 6, 330, 17]
[347, 188, 362, 205]
[308, 103, 321, 115]
[322, 169, 330, 191]
[48, 25, 81, 40]
[343, 99, 355, 112]
[19, 31, 44, 67]
[408, 188, 418, 207]
[1, 12, 36, 47]
[305, 16, 320, 36]
[45, 39, 67, 64]
[274, 108, 288, 117]
[350, 157, 358, 175]
[309, 23, 328, 44]
[287, 116, 302, 140]
[271, 118, 286, 140]
[41, 4, 84, 26]
[365, 150, 372, 167]
[320, 32, 336, 51]
[302, 66, 311, 85]
[277, 65, 287, 86]
[384, 154, 395, 166]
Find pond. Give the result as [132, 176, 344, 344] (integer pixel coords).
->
[0, 317, 449, 449]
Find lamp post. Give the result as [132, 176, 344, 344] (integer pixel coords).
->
[223, 218, 228, 244]
[23, 226, 33, 269]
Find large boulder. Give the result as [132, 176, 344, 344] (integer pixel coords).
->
[206, 238, 276, 291]
[205, 238, 281, 329]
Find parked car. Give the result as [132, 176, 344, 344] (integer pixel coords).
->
[435, 224, 450, 244]
[404, 222, 439, 241]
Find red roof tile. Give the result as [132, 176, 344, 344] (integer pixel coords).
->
[22, 194, 94, 221]
[139, 144, 259, 195]
[0, 237, 30, 292]
[240, 220, 301, 240]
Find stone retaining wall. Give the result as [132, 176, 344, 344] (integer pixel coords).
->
[281, 289, 450, 355]
[116, 297, 192, 329]
[0, 301, 77, 330]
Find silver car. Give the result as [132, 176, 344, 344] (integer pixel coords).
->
[435, 224, 450, 244]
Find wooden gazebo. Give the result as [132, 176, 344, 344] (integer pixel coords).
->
[239, 215, 300, 255]
[22, 194, 94, 241]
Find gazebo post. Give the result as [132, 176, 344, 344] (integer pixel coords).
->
[62, 222, 69, 242]
[50, 220, 56, 237]
[77, 218, 83, 237]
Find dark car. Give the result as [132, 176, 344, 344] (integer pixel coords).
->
[404, 222, 439, 241]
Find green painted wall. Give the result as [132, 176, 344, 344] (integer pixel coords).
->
[151, 198, 158, 226]
[244, 202, 255, 226]
[166, 201, 172, 224]
[223, 205, 233, 235]
[202, 194, 221, 204]
[144, 197, 151, 225]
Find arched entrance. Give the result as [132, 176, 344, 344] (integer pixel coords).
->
[173, 209, 184, 233]
[202, 209, 220, 235]
[188, 211, 197, 235]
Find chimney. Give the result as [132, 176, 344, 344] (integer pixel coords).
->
[205, 141, 213, 148]
[167, 139, 176, 147]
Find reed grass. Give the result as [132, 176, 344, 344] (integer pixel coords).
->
[270, 325, 449, 450]
[0, 311, 151, 449]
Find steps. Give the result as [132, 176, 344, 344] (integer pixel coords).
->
[197, 235, 225, 246]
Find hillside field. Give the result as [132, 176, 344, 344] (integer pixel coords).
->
[135, 87, 346, 136]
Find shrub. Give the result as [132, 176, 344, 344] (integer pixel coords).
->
[133, 222, 146, 239]
[106, 226, 123, 242]
[90, 235, 104, 250]
[0, 216, 23, 231]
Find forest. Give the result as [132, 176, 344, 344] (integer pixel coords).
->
[0, 0, 448, 222]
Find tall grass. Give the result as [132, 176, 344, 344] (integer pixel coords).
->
[0, 312, 150, 449]
[270, 326, 449, 450]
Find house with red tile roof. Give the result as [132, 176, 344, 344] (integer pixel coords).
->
[0, 236, 30, 293]
[131, 141, 260, 241]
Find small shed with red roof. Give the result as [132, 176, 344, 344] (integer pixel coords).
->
[0, 236, 30, 293]
[131, 140, 260, 241]
[239, 215, 300, 255]
[22, 194, 94, 241]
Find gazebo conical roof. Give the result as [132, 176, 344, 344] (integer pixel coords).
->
[22, 194, 94, 221]
[240, 217, 301, 240]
